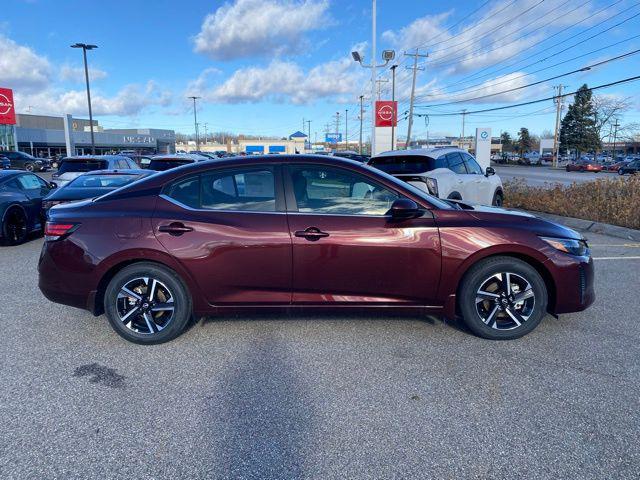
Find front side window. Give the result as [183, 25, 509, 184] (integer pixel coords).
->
[16, 174, 44, 191]
[463, 153, 483, 174]
[289, 165, 399, 216]
[446, 153, 467, 174]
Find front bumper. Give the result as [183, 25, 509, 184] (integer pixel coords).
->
[547, 254, 595, 314]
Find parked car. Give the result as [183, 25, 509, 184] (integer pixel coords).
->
[565, 159, 603, 172]
[121, 154, 154, 168]
[42, 169, 155, 213]
[146, 154, 211, 171]
[52, 155, 139, 187]
[2, 151, 49, 172]
[604, 160, 629, 172]
[38, 155, 594, 344]
[1, 155, 10, 170]
[369, 148, 504, 206]
[1, 170, 56, 245]
[333, 151, 370, 163]
[618, 159, 640, 175]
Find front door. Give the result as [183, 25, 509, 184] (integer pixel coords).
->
[153, 165, 292, 305]
[285, 164, 441, 304]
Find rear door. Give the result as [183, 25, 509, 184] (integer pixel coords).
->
[444, 152, 469, 199]
[461, 153, 490, 204]
[153, 164, 292, 305]
[284, 163, 441, 304]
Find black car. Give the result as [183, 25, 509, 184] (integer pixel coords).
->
[42, 169, 155, 213]
[3, 151, 49, 172]
[0, 170, 56, 245]
[618, 160, 640, 175]
[1, 155, 10, 170]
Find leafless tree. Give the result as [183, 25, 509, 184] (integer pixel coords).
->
[593, 95, 632, 143]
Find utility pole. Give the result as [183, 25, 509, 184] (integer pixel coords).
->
[188, 96, 201, 150]
[390, 64, 398, 150]
[71, 43, 98, 154]
[371, 0, 377, 154]
[345, 109, 348, 151]
[375, 79, 389, 99]
[612, 119, 620, 161]
[552, 85, 565, 168]
[405, 49, 428, 149]
[359, 95, 364, 154]
[335, 111, 341, 150]
[306, 119, 311, 151]
[203, 122, 208, 145]
[461, 109, 467, 139]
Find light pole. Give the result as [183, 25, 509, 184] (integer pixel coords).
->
[390, 64, 398, 150]
[71, 43, 98, 155]
[188, 96, 201, 150]
[345, 109, 348, 151]
[351, 0, 395, 156]
[359, 95, 364, 154]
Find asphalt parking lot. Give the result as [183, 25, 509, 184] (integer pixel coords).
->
[1, 231, 639, 479]
[494, 165, 626, 187]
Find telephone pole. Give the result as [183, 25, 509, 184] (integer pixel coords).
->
[612, 119, 620, 161]
[335, 112, 341, 150]
[345, 109, 348, 151]
[390, 64, 398, 150]
[188, 96, 201, 150]
[306, 120, 312, 151]
[552, 85, 565, 168]
[405, 48, 428, 149]
[203, 122, 208, 145]
[359, 95, 364, 154]
[375, 78, 389, 99]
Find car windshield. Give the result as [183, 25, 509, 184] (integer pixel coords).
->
[148, 159, 193, 171]
[66, 174, 143, 189]
[58, 159, 108, 174]
[369, 155, 440, 174]
[362, 164, 453, 210]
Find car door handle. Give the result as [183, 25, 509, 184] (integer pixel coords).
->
[294, 227, 329, 241]
[158, 222, 193, 236]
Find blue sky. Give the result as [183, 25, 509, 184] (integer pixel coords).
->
[1, 0, 639, 142]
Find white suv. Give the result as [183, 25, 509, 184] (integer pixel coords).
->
[369, 148, 504, 206]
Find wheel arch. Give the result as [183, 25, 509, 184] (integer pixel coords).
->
[447, 191, 462, 200]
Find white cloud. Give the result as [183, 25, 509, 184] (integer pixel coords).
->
[60, 65, 108, 82]
[0, 34, 51, 92]
[189, 56, 365, 105]
[193, 0, 331, 60]
[16, 81, 172, 117]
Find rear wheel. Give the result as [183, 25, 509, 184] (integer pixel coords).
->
[24, 163, 35, 172]
[2, 207, 28, 245]
[458, 256, 548, 340]
[618, 168, 625, 175]
[492, 191, 504, 207]
[104, 263, 192, 344]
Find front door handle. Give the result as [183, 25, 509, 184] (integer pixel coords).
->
[294, 227, 329, 241]
[158, 222, 193, 236]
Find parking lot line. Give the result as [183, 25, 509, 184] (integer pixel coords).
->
[589, 244, 640, 248]
[592, 256, 640, 260]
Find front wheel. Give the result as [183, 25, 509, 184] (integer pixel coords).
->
[492, 191, 504, 207]
[104, 262, 192, 344]
[24, 163, 35, 172]
[618, 168, 625, 175]
[2, 207, 28, 245]
[458, 256, 548, 340]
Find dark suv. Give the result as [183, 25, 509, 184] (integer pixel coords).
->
[3, 151, 49, 172]
[618, 160, 640, 175]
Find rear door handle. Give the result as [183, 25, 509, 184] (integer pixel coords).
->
[158, 222, 193, 236]
[294, 227, 329, 241]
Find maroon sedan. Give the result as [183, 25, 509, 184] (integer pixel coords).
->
[38, 155, 595, 344]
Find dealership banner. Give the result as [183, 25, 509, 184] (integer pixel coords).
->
[374, 101, 397, 127]
[0, 88, 16, 125]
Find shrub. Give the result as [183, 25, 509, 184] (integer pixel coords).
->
[503, 176, 640, 230]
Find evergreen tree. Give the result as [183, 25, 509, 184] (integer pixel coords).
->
[500, 131, 513, 152]
[517, 127, 532, 158]
[559, 84, 601, 156]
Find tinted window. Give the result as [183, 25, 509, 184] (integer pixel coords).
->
[290, 165, 399, 216]
[148, 159, 193, 171]
[369, 155, 443, 174]
[58, 159, 108, 174]
[166, 176, 200, 208]
[462, 153, 483, 174]
[201, 169, 275, 212]
[446, 153, 467, 174]
[67, 174, 142, 188]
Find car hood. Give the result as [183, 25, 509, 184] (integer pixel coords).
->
[458, 203, 583, 240]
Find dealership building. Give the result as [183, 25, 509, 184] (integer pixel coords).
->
[1, 113, 176, 157]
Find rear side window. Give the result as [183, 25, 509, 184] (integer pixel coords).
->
[369, 155, 442, 174]
[148, 159, 193, 171]
[58, 159, 108, 174]
[445, 153, 467, 174]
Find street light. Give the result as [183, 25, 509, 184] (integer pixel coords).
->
[188, 96, 201, 150]
[71, 43, 98, 154]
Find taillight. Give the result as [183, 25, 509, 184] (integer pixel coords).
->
[44, 222, 79, 241]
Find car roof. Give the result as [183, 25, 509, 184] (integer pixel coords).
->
[75, 169, 152, 176]
[372, 147, 464, 159]
[151, 154, 208, 161]
[0, 170, 23, 180]
[63, 155, 131, 161]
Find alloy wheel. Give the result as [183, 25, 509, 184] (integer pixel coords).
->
[116, 277, 175, 335]
[5, 210, 27, 244]
[475, 272, 535, 330]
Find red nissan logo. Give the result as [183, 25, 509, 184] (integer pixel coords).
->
[0, 93, 13, 115]
[378, 104, 393, 121]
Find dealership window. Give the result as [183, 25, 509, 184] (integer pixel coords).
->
[289, 165, 399, 216]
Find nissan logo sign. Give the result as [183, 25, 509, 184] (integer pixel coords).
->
[0, 93, 13, 115]
[378, 104, 394, 122]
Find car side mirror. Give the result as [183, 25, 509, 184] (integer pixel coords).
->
[485, 166, 496, 177]
[49, 182, 58, 189]
[389, 198, 420, 219]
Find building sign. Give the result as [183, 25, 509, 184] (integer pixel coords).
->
[123, 135, 155, 144]
[0, 88, 16, 125]
[268, 145, 286, 153]
[325, 133, 342, 144]
[474, 127, 491, 170]
[374, 101, 397, 127]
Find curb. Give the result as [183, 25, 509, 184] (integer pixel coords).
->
[522, 210, 640, 241]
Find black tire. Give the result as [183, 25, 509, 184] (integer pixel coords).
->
[458, 256, 548, 340]
[579, 167, 585, 172]
[565, 166, 571, 172]
[104, 262, 192, 344]
[24, 163, 35, 172]
[2, 207, 28, 246]
[492, 191, 504, 207]
[618, 168, 624, 176]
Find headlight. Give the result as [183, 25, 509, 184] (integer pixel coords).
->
[426, 177, 438, 196]
[540, 236, 589, 256]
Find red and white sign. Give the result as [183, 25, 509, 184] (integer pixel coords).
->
[0, 88, 16, 125]
[375, 100, 397, 127]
